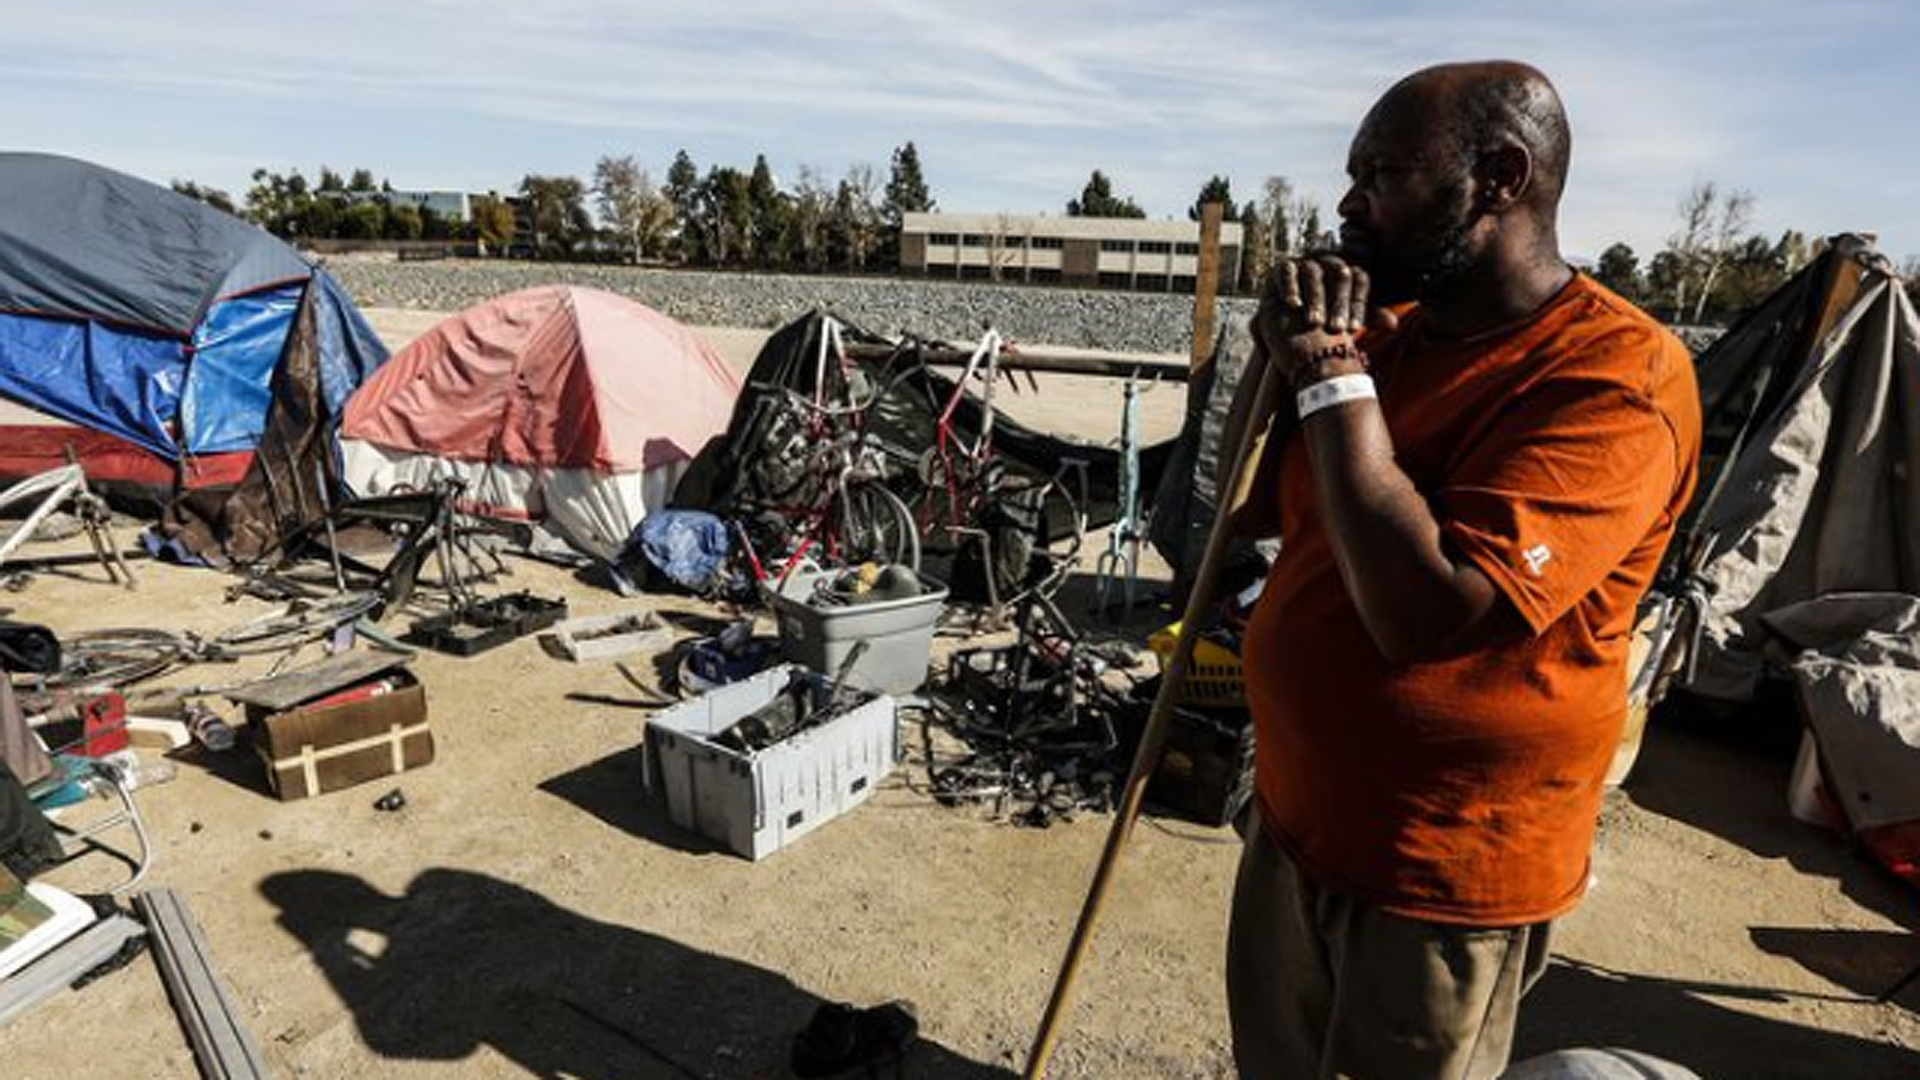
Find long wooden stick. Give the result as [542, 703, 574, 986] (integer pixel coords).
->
[1022, 341, 1286, 1079]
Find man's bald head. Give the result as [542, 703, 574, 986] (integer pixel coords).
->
[1378, 61, 1571, 223]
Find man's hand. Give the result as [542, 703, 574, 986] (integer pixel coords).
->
[1251, 255, 1396, 387]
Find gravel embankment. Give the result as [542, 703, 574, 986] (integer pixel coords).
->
[324, 256, 1723, 356]
[323, 256, 1253, 355]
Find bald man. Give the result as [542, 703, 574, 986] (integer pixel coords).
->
[1225, 62, 1701, 1078]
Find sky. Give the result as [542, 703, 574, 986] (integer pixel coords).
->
[9, 0, 1919, 266]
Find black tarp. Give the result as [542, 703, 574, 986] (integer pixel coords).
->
[674, 310, 1173, 546]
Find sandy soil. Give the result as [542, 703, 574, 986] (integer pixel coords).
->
[2, 311, 1916, 1079]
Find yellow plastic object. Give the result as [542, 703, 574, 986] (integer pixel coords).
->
[1147, 621, 1246, 707]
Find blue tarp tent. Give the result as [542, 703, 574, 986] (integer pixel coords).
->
[0, 152, 389, 557]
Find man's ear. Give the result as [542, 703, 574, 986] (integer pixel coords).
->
[1476, 142, 1533, 213]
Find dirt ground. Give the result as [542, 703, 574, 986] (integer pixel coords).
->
[4, 310, 1918, 1079]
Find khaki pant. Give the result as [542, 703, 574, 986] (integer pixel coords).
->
[1227, 815, 1552, 1080]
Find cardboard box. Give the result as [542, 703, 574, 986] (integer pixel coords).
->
[228, 653, 433, 801]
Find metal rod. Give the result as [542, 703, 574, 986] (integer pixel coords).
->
[1021, 342, 1284, 1080]
[136, 888, 275, 1080]
[841, 342, 1188, 382]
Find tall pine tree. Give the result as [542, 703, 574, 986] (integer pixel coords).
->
[1067, 170, 1146, 218]
[882, 142, 934, 269]
[1189, 175, 1234, 221]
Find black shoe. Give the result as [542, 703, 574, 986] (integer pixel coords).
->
[791, 1000, 918, 1078]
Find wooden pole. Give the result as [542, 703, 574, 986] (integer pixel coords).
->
[1189, 201, 1226, 397]
[1021, 341, 1286, 1080]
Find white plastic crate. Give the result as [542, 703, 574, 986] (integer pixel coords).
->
[552, 611, 671, 662]
[643, 665, 897, 860]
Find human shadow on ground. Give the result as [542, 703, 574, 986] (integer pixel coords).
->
[537, 745, 720, 856]
[1748, 926, 1920, 1006]
[1623, 694, 1918, 934]
[261, 867, 1016, 1080]
[1514, 956, 1919, 1078]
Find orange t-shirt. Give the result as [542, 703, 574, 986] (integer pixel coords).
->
[1243, 273, 1701, 926]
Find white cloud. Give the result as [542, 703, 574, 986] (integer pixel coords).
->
[6, 0, 1916, 259]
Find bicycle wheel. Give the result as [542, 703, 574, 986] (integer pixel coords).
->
[835, 482, 921, 573]
[215, 591, 383, 654]
[15, 628, 189, 691]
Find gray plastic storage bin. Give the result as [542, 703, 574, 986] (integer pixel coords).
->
[644, 665, 897, 860]
[769, 568, 947, 694]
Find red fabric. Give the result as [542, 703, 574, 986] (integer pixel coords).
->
[0, 425, 250, 492]
[340, 286, 740, 473]
[1860, 823, 1920, 895]
[1243, 275, 1702, 926]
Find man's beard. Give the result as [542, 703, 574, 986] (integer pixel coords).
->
[1366, 195, 1479, 306]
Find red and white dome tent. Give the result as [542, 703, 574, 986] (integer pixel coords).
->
[339, 286, 740, 561]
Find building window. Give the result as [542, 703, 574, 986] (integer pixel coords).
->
[962, 234, 990, 247]
[929, 232, 959, 245]
[959, 264, 991, 280]
[1030, 236, 1064, 250]
[1099, 239, 1133, 253]
[1030, 268, 1062, 283]
[1139, 240, 1173, 254]
[1175, 242, 1199, 255]
[1098, 271, 1131, 288]
[1171, 275, 1197, 293]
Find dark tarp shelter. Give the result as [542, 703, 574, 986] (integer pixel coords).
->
[1640, 235, 1920, 888]
[0, 152, 388, 561]
[674, 310, 1173, 588]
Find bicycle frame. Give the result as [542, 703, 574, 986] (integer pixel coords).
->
[0, 462, 136, 588]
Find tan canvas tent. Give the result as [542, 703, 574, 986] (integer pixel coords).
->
[1637, 234, 1920, 884]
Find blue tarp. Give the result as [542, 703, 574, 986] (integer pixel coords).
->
[181, 284, 300, 454]
[0, 312, 185, 457]
[311, 271, 388, 417]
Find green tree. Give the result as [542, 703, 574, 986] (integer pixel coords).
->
[170, 179, 239, 217]
[882, 142, 934, 268]
[747, 154, 790, 268]
[387, 203, 424, 241]
[340, 201, 387, 240]
[518, 174, 592, 257]
[786, 165, 834, 273]
[418, 206, 451, 241]
[316, 167, 347, 194]
[593, 154, 672, 262]
[1712, 233, 1794, 320]
[1297, 203, 1333, 251]
[304, 197, 342, 239]
[1593, 243, 1642, 303]
[470, 194, 516, 254]
[1237, 202, 1267, 294]
[348, 168, 379, 193]
[1189, 175, 1233, 222]
[1066, 170, 1146, 218]
[829, 164, 882, 272]
[244, 168, 314, 237]
[1645, 249, 1687, 320]
[883, 142, 934, 225]
[664, 150, 703, 263]
[699, 166, 753, 266]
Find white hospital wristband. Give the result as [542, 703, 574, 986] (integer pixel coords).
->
[1296, 373, 1377, 420]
